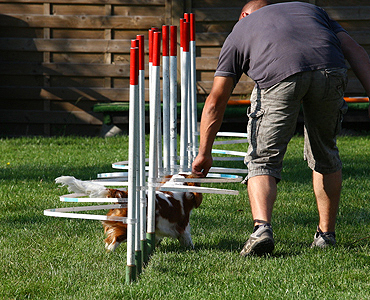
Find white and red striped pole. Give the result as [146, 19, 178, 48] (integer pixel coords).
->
[126, 42, 139, 284]
[136, 34, 147, 267]
[169, 25, 178, 174]
[162, 25, 170, 174]
[130, 38, 142, 276]
[148, 28, 162, 175]
[190, 13, 198, 161]
[151, 27, 163, 176]
[180, 21, 190, 172]
[147, 30, 161, 255]
[184, 14, 193, 168]
[148, 28, 153, 100]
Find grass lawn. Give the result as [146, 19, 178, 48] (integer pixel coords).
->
[1, 135, 370, 299]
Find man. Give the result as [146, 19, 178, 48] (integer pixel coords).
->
[192, 0, 370, 256]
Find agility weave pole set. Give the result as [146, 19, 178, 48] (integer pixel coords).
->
[44, 13, 249, 284]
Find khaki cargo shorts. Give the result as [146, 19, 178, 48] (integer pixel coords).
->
[244, 68, 348, 182]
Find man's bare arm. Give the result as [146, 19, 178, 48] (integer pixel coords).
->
[337, 31, 370, 97]
[192, 76, 234, 176]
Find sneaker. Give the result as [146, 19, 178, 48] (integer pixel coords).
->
[240, 224, 274, 256]
[311, 229, 336, 248]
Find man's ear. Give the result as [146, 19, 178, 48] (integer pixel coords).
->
[239, 11, 249, 20]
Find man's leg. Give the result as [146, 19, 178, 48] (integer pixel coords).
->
[247, 175, 277, 225]
[302, 68, 347, 247]
[240, 175, 277, 256]
[313, 169, 342, 233]
[241, 75, 304, 256]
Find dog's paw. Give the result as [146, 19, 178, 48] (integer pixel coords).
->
[178, 234, 194, 249]
[105, 241, 120, 252]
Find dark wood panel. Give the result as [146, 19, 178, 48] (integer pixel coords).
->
[0, 109, 103, 125]
[0, 14, 164, 29]
[0, 0, 165, 4]
[0, 86, 151, 101]
[0, 62, 130, 77]
[0, 38, 134, 53]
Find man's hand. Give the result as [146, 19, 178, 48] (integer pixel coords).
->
[192, 153, 213, 177]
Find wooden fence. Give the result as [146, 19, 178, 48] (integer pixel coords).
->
[0, 0, 369, 136]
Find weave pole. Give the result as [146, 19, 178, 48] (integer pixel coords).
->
[162, 25, 170, 174]
[152, 27, 163, 176]
[131, 38, 142, 276]
[126, 43, 139, 284]
[147, 31, 161, 256]
[169, 25, 178, 174]
[189, 13, 198, 161]
[184, 13, 193, 169]
[136, 34, 147, 269]
[180, 21, 190, 172]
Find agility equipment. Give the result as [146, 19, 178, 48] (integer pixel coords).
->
[44, 13, 249, 285]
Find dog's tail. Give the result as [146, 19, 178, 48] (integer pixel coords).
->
[55, 176, 109, 198]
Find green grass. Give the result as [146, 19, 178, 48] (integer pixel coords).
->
[1, 135, 370, 299]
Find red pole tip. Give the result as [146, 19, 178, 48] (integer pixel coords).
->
[183, 22, 190, 52]
[130, 47, 139, 85]
[180, 18, 184, 49]
[131, 39, 139, 48]
[149, 29, 153, 63]
[136, 34, 145, 71]
[190, 13, 195, 42]
[170, 25, 177, 57]
[162, 25, 169, 57]
[184, 13, 190, 22]
[153, 31, 161, 67]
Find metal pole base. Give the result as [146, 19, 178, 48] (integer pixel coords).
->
[126, 265, 137, 284]
[141, 239, 148, 265]
[146, 232, 156, 256]
[135, 250, 142, 275]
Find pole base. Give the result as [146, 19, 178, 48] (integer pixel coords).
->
[126, 265, 137, 284]
[135, 250, 142, 275]
[146, 232, 156, 256]
[141, 239, 148, 265]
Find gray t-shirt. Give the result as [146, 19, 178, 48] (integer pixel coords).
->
[215, 2, 347, 89]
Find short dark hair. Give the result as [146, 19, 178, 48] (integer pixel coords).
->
[243, 0, 272, 11]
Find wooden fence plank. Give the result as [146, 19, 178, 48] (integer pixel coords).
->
[0, 38, 145, 53]
[0, 62, 131, 76]
[0, 14, 164, 29]
[0, 109, 103, 125]
[0, 0, 165, 4]
[0, 86, 151, 101]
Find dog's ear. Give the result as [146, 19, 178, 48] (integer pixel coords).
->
[159, 175, 173, 186]
[183, 173, 201, 187]
[193, 193, 203, 208]
[191, 193, 203, 208]
[107, 189, 128, 198]
[183, 173, 202, 207]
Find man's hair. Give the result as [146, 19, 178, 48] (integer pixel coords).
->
[242, 0, 272, 13]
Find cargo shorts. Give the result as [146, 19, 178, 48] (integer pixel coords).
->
[244, 68, 348, 182]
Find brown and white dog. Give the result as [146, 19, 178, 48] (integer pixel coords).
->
[55, 173, 202, 251]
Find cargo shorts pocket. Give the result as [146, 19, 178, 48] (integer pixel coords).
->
[334, 100, 348, 136]
[324, 68, 348, 100]
[247, 106, 265, 149]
